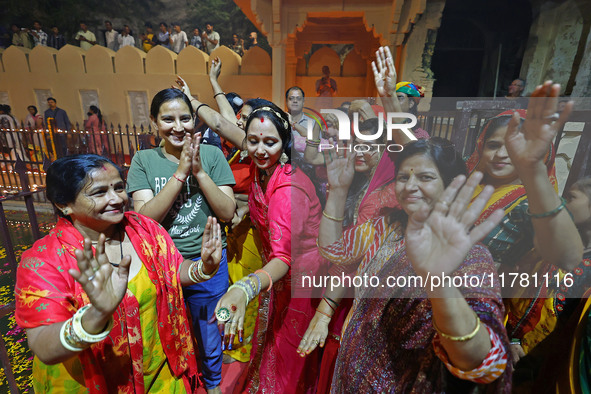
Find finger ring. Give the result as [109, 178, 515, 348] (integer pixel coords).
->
[313, 340, 319, 345]
[230, 304, 237, 312]
[544, 112, 559, 121]
[438, 200, 450, 209]
[301, 339, 307, 343]
[87, 274, 96, 281]
[216, 307, 231, 322]
[93, 266, 100, 272]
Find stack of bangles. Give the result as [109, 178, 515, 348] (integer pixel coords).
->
[60, 305, 114, 352]
[306, 139, 321, 148]
[188, 259, 220, 283]
[228, 270, 273, 306]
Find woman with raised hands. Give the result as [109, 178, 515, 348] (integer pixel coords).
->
[15, 154, 223, 393]
[311, 138, 511, 392]
[465, 82, 584, 361]
[126, 88, 236, 394]
[297, 46, 431, 393]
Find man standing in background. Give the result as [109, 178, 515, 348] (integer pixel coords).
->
[156, 22, 171, 49]
[29, 21, 48, 47]
[104, 20, 119, 51]
[190, 27, 203, 50]
[118, 25, 135, 48]
[75, 22, 96, 50]
[170, 23, 188, 54]
[11, 24, 32, 48]
[48, 26, 66, 49]
[202, 22, 219, 54]
[44, 97, 71, 157]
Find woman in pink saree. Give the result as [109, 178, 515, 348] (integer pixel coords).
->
[185, 97, 326, 392]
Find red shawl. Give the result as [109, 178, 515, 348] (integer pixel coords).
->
[15, 212, 198, 393]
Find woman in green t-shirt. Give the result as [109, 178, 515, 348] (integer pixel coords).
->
[127, 88, 236, 394]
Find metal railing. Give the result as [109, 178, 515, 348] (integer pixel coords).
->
[1, 123, 160, 195]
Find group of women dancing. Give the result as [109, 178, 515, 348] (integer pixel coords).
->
[13, 46, 591, 393]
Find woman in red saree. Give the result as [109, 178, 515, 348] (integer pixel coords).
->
[15, 154, 223, 393]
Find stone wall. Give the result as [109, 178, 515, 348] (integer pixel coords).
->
[521, 0, 584, 96]
[0, 44, 272, 126]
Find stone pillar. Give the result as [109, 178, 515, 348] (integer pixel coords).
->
[271, 43, 286, 107]
[402, 0, 445, 104]
[521, 0, 583, 93]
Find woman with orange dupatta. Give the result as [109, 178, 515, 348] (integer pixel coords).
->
[465, 82, 583, 369]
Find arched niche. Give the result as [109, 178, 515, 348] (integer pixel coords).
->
[177, 46, 208, 75]
[209, 46, 241, 75]
[114, 45, 146, 74]
[56, 44, 86, 74]
[241, 46, 271, 75]
[146, 45, 176, 74]
[308, 46, 340, 76]
[86, 45, 115, 74]
[342, 49, 366, 77]
[3, 45, 31, 73]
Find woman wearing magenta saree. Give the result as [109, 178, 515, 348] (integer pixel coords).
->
[181, 94, 327, 392]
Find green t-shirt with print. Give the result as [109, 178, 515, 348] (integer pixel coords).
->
[126, 145, 235, 259]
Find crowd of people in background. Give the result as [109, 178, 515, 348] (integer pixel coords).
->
[1, 19, 260, 56]
[5, 42, 590, 393]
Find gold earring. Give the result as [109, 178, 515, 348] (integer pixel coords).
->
[279, 152, 288, 167]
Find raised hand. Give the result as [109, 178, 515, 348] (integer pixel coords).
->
[405, 172, 504, 278]
[68, 234, 132, 316]
[210, 57, 222, 81]
[322, 138, 356, 192]
[190, 132, 204, 177]
[505, 81, 573, 170]
[201, 217, 222, 274]
[371, 46, 397, 98]
[297, 312, 330, 357]
[173, 75, 192, 98]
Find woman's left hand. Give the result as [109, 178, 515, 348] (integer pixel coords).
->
[214, 288, 247, 350]
[68, 235, 132, 316]
[505, 81, 573, 170]
[191, 132, 204, 177]
[201, 216, 222, 274]
[405, 172, 504, 278]
[173, 75, 192, 98]
[297, 312, 331, 356]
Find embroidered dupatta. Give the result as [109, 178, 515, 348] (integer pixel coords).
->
[15, 212, 198, 393]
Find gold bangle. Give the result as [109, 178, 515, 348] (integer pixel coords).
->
[322, 210, 344, 222]
[433, 312, 480, 342]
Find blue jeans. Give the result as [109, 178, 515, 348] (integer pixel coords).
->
[184, 249, 228, 389]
